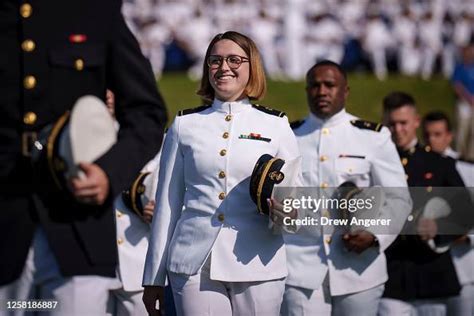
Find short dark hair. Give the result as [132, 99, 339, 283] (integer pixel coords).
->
[306, 60, 347, 81]
[382, 91, 416, 114]
[422, 111, 452, 131]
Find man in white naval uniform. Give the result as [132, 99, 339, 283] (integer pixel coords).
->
[422, 111, 474, 316]
[281, 60, 411, 316]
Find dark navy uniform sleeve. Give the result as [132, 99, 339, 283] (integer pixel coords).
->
[95, 6, 167, 198]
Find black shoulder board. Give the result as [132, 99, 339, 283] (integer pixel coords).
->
[290, 120, 305, 129]
[252, 104, 286, 117]
[178, 105, 211, 116]
[350, 119, 382, 132]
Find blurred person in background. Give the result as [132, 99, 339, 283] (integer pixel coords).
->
[114, 152, 162, 316]
[422, 110, 474, 316]
[142, 31, 299, 316]
[453, 12, 474, 50]
[140, 18, 172, 79]
[104, 91, 169, 316]
[418, 10, 443, 80]
[250, 9, 284, 80]
[0, 0, 167, 315]
[393, 7, 421, 77]
[283, 0, 308, 80]
[213, 0, 257, 34]
[176, 6, 214, 80]
[362, 11, 393, 80]
[304, 7, 346, 68]
[380, 92, 467, 316]
[441, 12, 456, 78]
[335, 0, 368, 41]
[452, 41, 474, 161]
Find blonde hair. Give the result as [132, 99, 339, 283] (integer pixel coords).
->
[197, 31, 267, 104]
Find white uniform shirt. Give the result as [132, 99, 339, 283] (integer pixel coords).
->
[115, 152, 161, 292]
[143, 98, 300, 286]
[285, 109, 411, 295]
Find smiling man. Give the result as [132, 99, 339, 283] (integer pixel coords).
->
[380, 92, 469, 315]
[422, 111, 474, 316]
[281, 61, 411, 316]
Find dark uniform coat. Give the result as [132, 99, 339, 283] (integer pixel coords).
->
[0, 0, 167, 285]
[383, 143, 467, 300]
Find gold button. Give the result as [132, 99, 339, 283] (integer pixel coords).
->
[320, 155, 327, 162]
[322, 210, 330, 217]
[21, 39, 35, 52]
[20, 3, 32, 18]
[401, 158, 408, 166]
[218, 192, 226, 200]
[117, 238, 124, 245]
[24, 75, 36, 89]
[116, 211, 123, 218]
[220, 149, 227, 156]
[322, 128, 329, 135]
[222, 132, 229, 139]
[320, 182, 329, 189]
[23, 112, 37, 125]
[426, 186, 433, 193]
[225, 115, 232, 122]
[218, 171, 226, 179]
[325, 237, 332, 244]
[217, 213, 225, 222]
[74, 58, 84, 71]
[348, 168, 353, 173]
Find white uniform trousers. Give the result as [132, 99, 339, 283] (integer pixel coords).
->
[281, 275, 331, 316]
[168, 257, 285, 316]
[447, 283, 474, 316]
[378, 297, 454, 316]
[0, 227, 145, 316]
[281, 275, 384, 316]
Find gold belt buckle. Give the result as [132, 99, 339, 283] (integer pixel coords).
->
[21, 131, 38, 157]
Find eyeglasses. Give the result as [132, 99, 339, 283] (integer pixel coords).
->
[207, 55, 249, 69]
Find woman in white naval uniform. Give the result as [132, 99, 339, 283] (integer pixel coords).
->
[142, 31, 300, 316]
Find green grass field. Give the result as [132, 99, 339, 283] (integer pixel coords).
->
[158, 73, 456, 124]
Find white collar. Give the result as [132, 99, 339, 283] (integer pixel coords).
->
[309, 108, 348, 127]
[404, 138, 419, 152]
[212, 98, 251, 114]
[443, 147, 460, 159]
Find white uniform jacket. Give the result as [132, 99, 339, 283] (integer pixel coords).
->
[285, 109, 411, 296]
[115, 152, 161, 292]
[143, 98, 300, 286]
